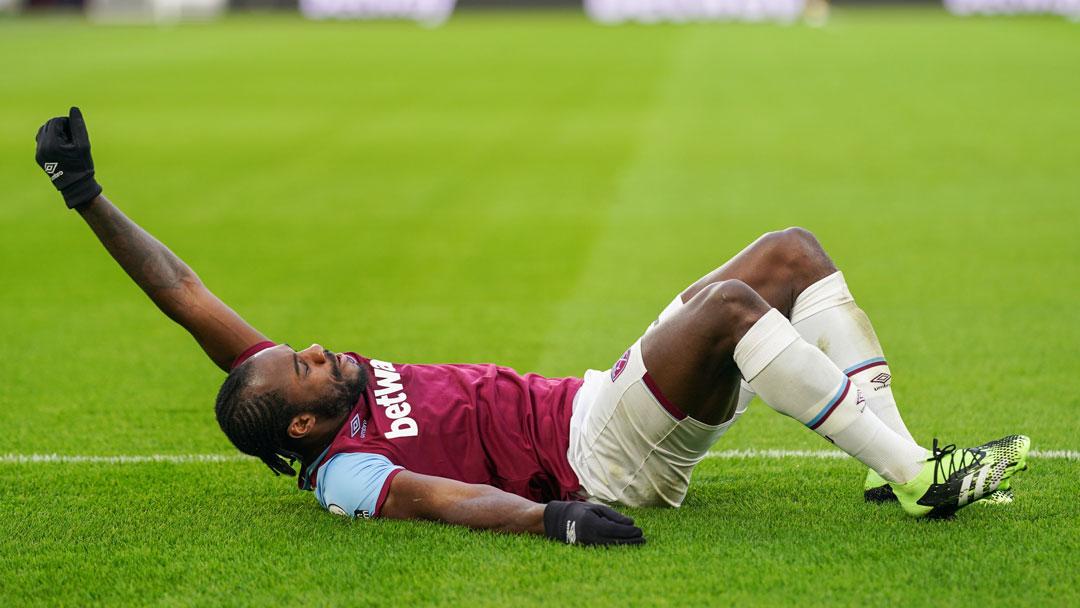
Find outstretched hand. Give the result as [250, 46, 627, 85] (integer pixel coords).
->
[35, 106, 102, 209]
[543, 500, 646, 546]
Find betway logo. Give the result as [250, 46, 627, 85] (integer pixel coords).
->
[369, 359, 418, 440]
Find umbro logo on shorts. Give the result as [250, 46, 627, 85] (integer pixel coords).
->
[611, 348, 631, 382]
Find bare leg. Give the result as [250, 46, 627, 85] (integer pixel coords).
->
[642, 279, 769, 425]
[679, 227, 837, 317]
[667, 227, 919, 449]
[642, 228, 837, 424]
[641, 278, 926, 485]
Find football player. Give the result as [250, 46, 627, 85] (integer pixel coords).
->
[34, 107, 1029, 546]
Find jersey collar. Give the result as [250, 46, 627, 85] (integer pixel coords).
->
[298, 445, 331, 491]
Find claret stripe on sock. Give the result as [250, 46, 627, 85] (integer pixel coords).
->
[844, 357, 887, 377]
[807, 378, 851, 430]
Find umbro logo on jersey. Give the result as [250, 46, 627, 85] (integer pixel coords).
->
[349, 413, 362, 437]
[44, 162, 58, 174]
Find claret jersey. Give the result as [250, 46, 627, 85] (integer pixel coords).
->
[233, 343, 584, 518]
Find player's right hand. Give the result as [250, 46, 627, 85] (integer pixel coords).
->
[543, 501, 645, 546]
[35, 106, 103, 209]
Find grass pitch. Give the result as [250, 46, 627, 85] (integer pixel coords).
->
[2, 8, 1079, 607]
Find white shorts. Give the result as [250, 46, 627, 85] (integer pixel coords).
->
[567, 338, 744, 508]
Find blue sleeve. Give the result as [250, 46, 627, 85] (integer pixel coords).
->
[315, 453, 403, 519]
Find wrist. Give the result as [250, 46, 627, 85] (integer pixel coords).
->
[75, 193, 106, 216]
[543, 501, 572, 542]
[63, 175, 102, 210]
[524, 502, 545, 535]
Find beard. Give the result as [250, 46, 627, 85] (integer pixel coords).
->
[317, 363, 368, 420]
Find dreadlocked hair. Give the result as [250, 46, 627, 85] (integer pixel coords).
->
[215, 363, 301, 477]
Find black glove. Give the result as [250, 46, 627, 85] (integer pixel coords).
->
[35, 106, 103, 209]
[543, 501, 645, 546]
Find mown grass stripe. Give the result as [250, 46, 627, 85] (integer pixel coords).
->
[3, 449, 1076, 465]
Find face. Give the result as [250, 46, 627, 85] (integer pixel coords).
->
[245, 343, 367, 430]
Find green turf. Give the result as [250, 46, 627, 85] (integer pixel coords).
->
[1, 8, 1078, 607]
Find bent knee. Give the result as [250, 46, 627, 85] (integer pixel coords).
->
[756, 226, 833, 280]
[758, 226, 822, 257]
[689, 280, 769, 336]
[779, 226, 819, 247]
[697, 279, 761, 306]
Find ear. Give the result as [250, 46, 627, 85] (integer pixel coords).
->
[287, 413, 318, 439]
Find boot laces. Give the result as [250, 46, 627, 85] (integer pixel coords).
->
[929, 438, 983, 485]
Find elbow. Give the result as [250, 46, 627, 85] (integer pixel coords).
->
[153, 274, 208, 324]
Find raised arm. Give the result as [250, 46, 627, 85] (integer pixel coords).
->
[380, 471, 646, 546]
[77, 195, 268, 371]
[35, 107, 267, 371]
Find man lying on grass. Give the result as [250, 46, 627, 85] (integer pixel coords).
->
[35, 107, 1030, 546]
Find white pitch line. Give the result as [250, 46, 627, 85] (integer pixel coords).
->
[2, 449, 1077, 465]
[703, 449, 1079, 461]
[706, 449, 846, 460]
[1025, 450, 1080, 460]
[0, 453, 250, 464]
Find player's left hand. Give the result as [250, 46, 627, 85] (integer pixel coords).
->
[543, 501, 646, 547]
[35, 106, 103, 210]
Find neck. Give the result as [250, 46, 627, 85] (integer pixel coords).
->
[295, 411, 350, 466]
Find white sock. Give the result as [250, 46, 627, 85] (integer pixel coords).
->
[734, 309, 926, 483]
[790, 271, 916, 444]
